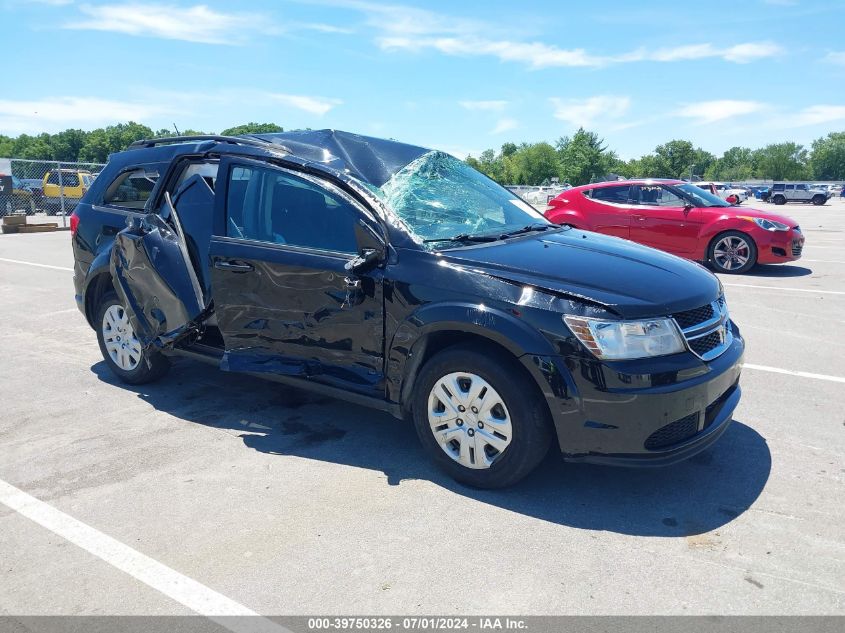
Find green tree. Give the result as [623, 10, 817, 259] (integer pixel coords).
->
[506, 142, 559, 185]
[753, 142, 809, 180]
[653, 140, 697, 178]
[556, 128, 619, 185]
[809, 132, 845, 180]
[220, 122, 284, 136]
[704, 146, 755, 181]
[78, 122, 155, 162]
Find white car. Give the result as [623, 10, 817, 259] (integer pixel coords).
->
[522, 184, 571, 206]
[694, 181, 747, 204]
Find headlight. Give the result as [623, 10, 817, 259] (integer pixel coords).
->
[740, 216, 789, 231]
[563, 316, 686, 360]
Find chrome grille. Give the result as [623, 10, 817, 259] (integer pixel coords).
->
[672, 296, 732, 361]
[792, 240, 803, 257]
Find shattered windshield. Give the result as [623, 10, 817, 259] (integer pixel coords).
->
[378, 151, 551, 248]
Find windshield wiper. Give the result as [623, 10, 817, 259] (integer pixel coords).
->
[497, 223, 557, 239]
[423, 233, 501, 244]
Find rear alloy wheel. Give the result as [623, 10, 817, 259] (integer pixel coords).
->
[709, 231, 757, 274]
[95, 292, 169, 384]
[413, 345, 551, 488]
[812, 195, 826, 206]
[773, 195, 786, 205]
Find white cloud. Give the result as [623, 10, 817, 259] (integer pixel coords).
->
[721, 42, 782, 63]
[550, 96, 631, 128]
[824, 51, 845, 66]
[459, 100, 508, 112]
[0, 97, 170, 135]
[676, 100, 767, 124]
[65, 3, 270, 44]
[336, 1, 781, 68]
[267, 94, 342, 116]
[791, 105, 845, 126]
[491, 118, 518, 134]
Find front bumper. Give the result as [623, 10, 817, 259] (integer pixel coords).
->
[755, 227, 804, 264]
[530, 323, 744, 465]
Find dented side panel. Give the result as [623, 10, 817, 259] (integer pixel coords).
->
[209, 237, 386, 397]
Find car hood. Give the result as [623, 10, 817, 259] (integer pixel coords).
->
[441, 229, 721, 319]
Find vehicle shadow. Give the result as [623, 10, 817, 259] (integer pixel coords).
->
[746, 264, 813, 277]
[92, 359, 771, 537]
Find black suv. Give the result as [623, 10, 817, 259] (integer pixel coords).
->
[71, 130, 744, 488]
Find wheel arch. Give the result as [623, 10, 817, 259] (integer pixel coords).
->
[545, 205, 588, 229]
[386, 304, 560, 422]
[81, 252, 116, 328]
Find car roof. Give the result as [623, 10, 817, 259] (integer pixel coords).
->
[577, 178, 685, 189]
[125, 129, 433, 188]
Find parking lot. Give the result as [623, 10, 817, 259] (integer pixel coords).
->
[0, 199, 843, 617]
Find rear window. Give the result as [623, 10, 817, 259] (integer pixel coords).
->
[46, 172, 80, 187]
[103, 169, 159, 210]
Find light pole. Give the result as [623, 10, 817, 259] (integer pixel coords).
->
[689, 164, 696, 182]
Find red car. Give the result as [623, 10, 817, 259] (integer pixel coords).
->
[544, 179, 804, 274]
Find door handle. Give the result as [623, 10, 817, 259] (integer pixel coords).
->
[214, 260, 254, 272]
[634, 215, 647, 221]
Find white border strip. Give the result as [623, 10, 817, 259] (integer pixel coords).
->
[0, 479, 289, 633]
[744, 363, 845, 384]
[0, 257, 73, 272]
[723, 283, 845, 296]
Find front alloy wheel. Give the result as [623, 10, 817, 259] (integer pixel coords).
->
[428, 372, 513, 469]
[709, 231, 757, 274]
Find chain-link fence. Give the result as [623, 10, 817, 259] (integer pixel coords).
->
[0, 158, 105, 225]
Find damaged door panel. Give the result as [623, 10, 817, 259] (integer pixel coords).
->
[110, 194, 208, 350]
[209, 159, 386, 396]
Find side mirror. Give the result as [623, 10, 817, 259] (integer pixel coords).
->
[683, 203, 695, 212]
[344, 248, 382, 274]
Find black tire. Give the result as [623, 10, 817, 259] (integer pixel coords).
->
[812, 195, 826, 206]
[708, 230, 758, 274]
[95, 292, 170, 385]
[412, 344, 552, 488]
[773, 194, 786, 205]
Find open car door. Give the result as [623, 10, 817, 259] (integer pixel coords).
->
[110, 193, 209, 350]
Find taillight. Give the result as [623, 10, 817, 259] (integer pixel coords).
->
[70, 211, 80, 236]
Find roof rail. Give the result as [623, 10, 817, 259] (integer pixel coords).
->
[127, 135, 276, 151]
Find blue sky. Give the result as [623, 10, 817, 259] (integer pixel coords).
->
[1, 0, 844, 159]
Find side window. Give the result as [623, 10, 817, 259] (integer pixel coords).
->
[590, 185, 630, 204]
[772, 184, 784, 191]
[654, 186, 685, 207]
[785, 184, 795, 191]
[103, 169, 159, 210]
[226, 165, 361, 254]
[633, 185, 683, 206]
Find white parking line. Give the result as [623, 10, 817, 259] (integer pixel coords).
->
[0, 257, 73, 272]
[744, 364, 845, 384]
[722, 283, 845, 296]
[802, 259, 845, 264]
[0, 479, 290, 633]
